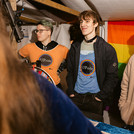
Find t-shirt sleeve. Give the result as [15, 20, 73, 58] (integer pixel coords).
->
[64, 46, 69, 59]
[19, 44, 30, 58]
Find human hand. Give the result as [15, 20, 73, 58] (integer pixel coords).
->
[70, 94, 75, 97]
[95, 97, 102, 101]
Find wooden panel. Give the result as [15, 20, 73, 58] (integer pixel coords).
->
[34, 0, 80, 16]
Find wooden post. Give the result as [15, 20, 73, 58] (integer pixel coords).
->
[34, 0, 80, 16]
[9, 0, 18, 52]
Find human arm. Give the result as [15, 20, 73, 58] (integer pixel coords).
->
[18, 43, 30, 58]
[33, 72, 102, 134]
[96, 44, 119, 101]
[18, 51, 30, 64]
[57, 60, 67, 74]
[57, 46, 69, 74]
[18, 44, 33, 65]
[66, 45, 77, 96]
[118, 55, 134, 109]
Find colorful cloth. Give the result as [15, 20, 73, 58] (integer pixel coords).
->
[19, 42, 68, 85]
[108, 21, 134, 79]
[74, 52, 100, 93]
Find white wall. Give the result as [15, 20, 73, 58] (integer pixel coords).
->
[99, 21, 108, 41]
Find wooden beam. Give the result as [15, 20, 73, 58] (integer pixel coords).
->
[40, 9, 67, 22]
[34, 0, 80, 16]
[20, 16, 38, 23]
[9, 0, 16, 11]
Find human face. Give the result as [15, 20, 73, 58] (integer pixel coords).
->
[36, 24, 51, 42]
[80, 17, 98, 39]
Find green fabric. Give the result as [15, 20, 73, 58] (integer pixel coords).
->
[118, 63, 126, 80]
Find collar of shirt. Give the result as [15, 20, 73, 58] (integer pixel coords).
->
[35, 41, 58, 51]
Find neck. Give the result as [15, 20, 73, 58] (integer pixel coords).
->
[84, 32, 96, 40]
[42, 38, 51, 46]
[84, 35, 97, 43]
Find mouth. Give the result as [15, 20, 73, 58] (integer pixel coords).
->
[81, 28, 87, 31]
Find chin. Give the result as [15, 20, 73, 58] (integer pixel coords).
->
[82, 32, 87, 36]
[37, 39, 41, 41]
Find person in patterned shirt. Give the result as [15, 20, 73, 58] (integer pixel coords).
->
[19, 20, 68, 89]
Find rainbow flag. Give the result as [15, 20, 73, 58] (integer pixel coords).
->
[108, 21, 134, 79]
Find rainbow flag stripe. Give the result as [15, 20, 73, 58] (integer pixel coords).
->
[108, 21, 134, 78]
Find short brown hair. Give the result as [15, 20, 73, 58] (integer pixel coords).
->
[79, 10, 100, 25]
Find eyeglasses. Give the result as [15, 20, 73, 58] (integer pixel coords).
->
[34, 29, 48, 34]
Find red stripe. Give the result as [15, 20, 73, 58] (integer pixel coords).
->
[108, 21, 134, 25]
[108, 21, 134, 45]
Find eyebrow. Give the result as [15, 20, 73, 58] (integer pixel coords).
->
[84, 17, 91, 20]
[80, 17, 91, 20]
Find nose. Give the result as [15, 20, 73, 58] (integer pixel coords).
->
[36, 31, 40, 36]
[80, 21, 85, 27]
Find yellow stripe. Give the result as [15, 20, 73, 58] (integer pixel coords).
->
[110, 43, 134, 63]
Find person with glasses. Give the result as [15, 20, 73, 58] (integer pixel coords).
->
[19, 20, 69, 89]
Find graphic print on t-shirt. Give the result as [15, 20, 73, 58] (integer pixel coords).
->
[39, 54, 53, 66]
[80, 59, 95, 76]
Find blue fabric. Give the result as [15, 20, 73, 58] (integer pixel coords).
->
[96, 122, 134, 134]
[33, 71, 102, 134]
[74, 52, 100, 93]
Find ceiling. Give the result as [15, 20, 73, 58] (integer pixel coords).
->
[88, 0, 134, 21]
[16, 0, 134, 24]
[60, 0, 134, 21]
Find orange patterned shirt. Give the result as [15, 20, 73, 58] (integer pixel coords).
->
[19, 43, 69, 85]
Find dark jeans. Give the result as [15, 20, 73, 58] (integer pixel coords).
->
[71, 92, 103, 122]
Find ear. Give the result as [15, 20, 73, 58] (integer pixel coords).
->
[48, 30, 51, 36]
[94, 22, 98, 28]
